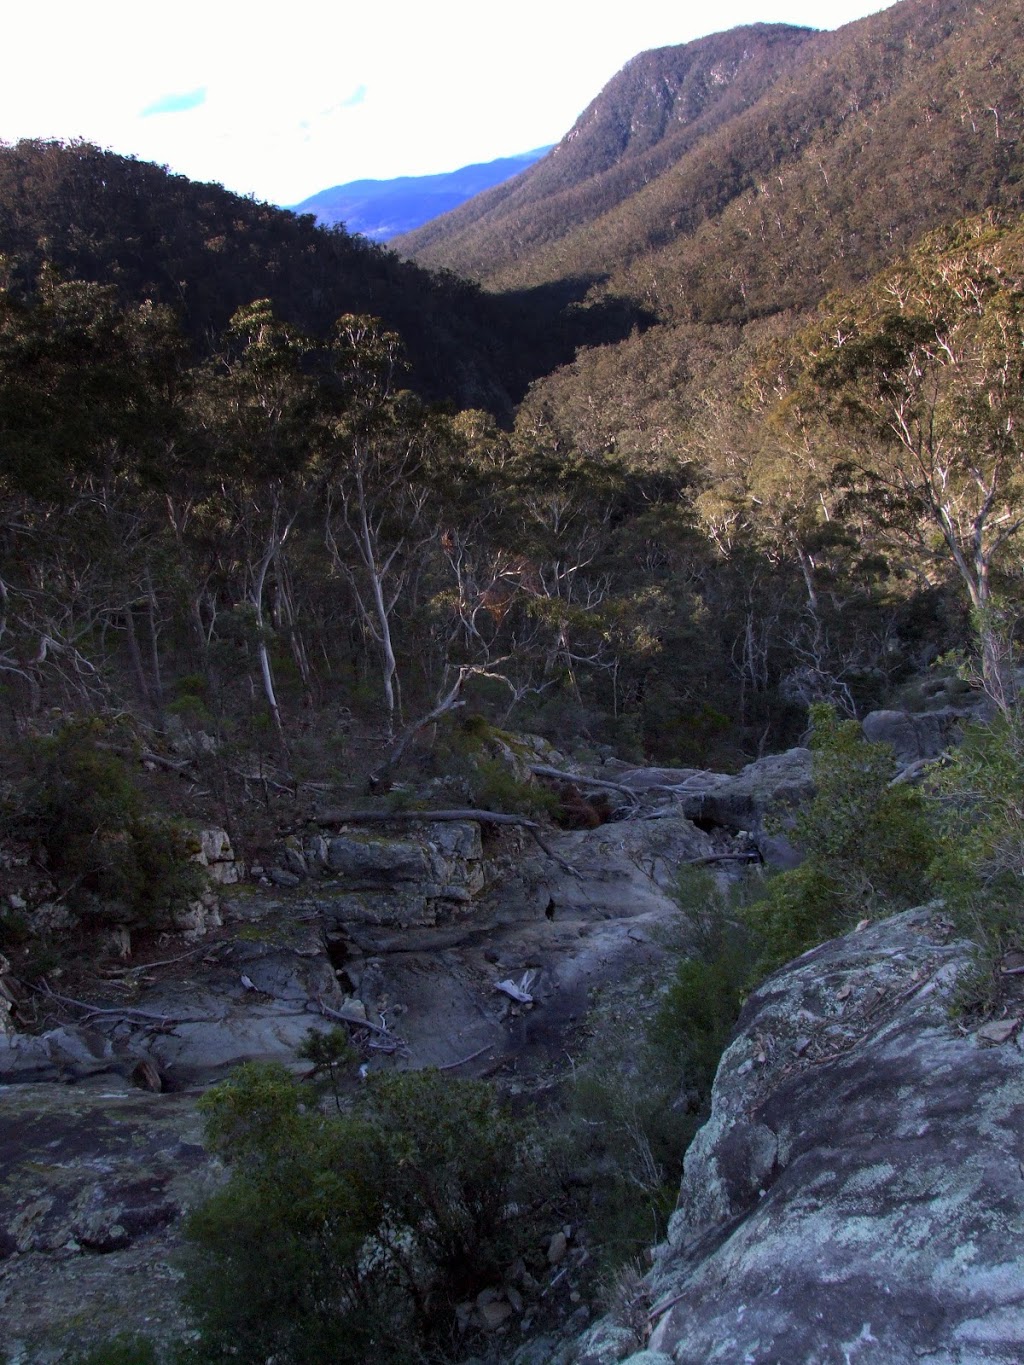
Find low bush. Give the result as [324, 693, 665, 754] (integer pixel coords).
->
[13, 722, 202, 930]
[67, 1336, 160, 1365]
[182, 1059, 550, 1363]
[652, 867, 755, 1106]
[931, 707, 1024, 1012]
[743, 704, 939, 973]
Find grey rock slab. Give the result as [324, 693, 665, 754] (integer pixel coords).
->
[325, 834, 431, 884]
[317, 887, 440, 929]
[0, 1026, 121, 1085]
[584, 908, 1024, 1365]
[862, 707, 974, 763]
[344, 816, 714, 1072]
[144, 1002, 327, 1085]
[69, 922, 349, 1086]
[609, 749, 812, 867]
[0, 1079, 215, 1358]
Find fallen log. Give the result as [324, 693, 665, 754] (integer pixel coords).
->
[32, 981, 221, 1027]
[315, 807, 541, 829]
[527, 764, 641, 806]
[684, 851, 761, 865]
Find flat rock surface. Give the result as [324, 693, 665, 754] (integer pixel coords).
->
[604, 749, 812, 866]
[0, 807, 723, 1354]
[579, 908, 1024, 1364]
[0, 1079, 215, 1361]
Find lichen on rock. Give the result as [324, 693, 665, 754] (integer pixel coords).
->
[579, 907, 1024, 1364]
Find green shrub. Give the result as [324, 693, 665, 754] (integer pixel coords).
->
[67, 1336, 159, 1365]
[14, 723, 202, 931]
[183, 1062, 548, 1363]
[743, 704, 939, 973]
[550, 1003, 695, 1275]
[548, 871, 757, 1277]
[931, 707, 1024, 1010]
[296, 1025, 358, 1110]
[652, 868, 755, 1106]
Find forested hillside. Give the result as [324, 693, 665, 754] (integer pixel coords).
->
[396, 21, 814, 282]
[0, 0, 1021, 778]
[0, 140, 624, 415]
[399, 0, 1024, 311]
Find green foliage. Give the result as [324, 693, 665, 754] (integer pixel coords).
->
[183, 1062, 547, 1363]
[469, 756, 560, 818]
[551, 1004, 696, 1274]
[652, 867, 754, 1105]
[297, 1025, 358, 1110]
[549, 870, 758, 1275]
[360, 1069, 542, 1303]
[744, 704, 939, 972]
[13, 724, 202, 929]
[931, 709, 1024, 1009]
[66, 1336, 159, 1365]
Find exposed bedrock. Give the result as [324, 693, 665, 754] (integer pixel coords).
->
[605, 747, 813, 868]
[577, 908, 1024, 1365]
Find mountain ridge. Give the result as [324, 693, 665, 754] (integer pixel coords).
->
[291, 148, 550, 241]
[396, 22, 815, 279]
[396, 0, 1024, 317]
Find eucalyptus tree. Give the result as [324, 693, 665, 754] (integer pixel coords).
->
[192, 299, 322, 744]
[320, 315, 452, 730]
[801, 215, 1024, 711]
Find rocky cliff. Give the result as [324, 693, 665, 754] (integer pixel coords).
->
[575, 908, 1024, 1365]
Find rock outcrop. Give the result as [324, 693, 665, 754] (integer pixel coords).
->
[0, 801, 727, 1352]
[0, 1079, 216, 1362]
[605, 748, 813, 867]
[861, 707, 974, 764]
[578, 908, 1024, 1364]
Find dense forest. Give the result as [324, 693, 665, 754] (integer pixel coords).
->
[0, 0, 1020, 842]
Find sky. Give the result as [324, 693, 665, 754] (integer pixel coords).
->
[1, 0, 896, 208]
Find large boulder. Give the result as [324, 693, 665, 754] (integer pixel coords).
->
[609, 749, 813, 867]
[0, 1079, 214, 1359]
[578, 908, 1024, 1364]
[861, 707, 974, 763]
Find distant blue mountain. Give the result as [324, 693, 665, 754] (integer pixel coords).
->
[290, 148, 551, 241]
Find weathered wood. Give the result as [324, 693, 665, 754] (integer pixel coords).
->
[315, 808, 541, 829]
[683, 851, 761, 865]
[437, 1043, 493, 1071]
[528, 763, 641, 805]
[34, 982, 220, 1027]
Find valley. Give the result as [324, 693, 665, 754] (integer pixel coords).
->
[2, 0, 1024, 1359]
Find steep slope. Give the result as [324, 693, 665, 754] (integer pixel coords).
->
[291, 148, 549, 240]
[396, 23, 814, 282]
[0, 140, 576, 412]
[577, 908, 1024, 1364]
[398, 0, 1024, 316]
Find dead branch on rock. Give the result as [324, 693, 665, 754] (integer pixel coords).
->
[528, 764, 641, 807]
[100, 941, 229, 977]
[889, 756, 940, 786]
[32, 981, 221, 1028]
[437, 1043, 493, 1071]
[683, 851, 761, 865]
[311, 995, 409, 1054]
[524, 825, 582, 877]
[315, 807, 542, 828]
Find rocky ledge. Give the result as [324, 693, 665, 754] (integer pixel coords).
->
[577, 907, 1024, 1365]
